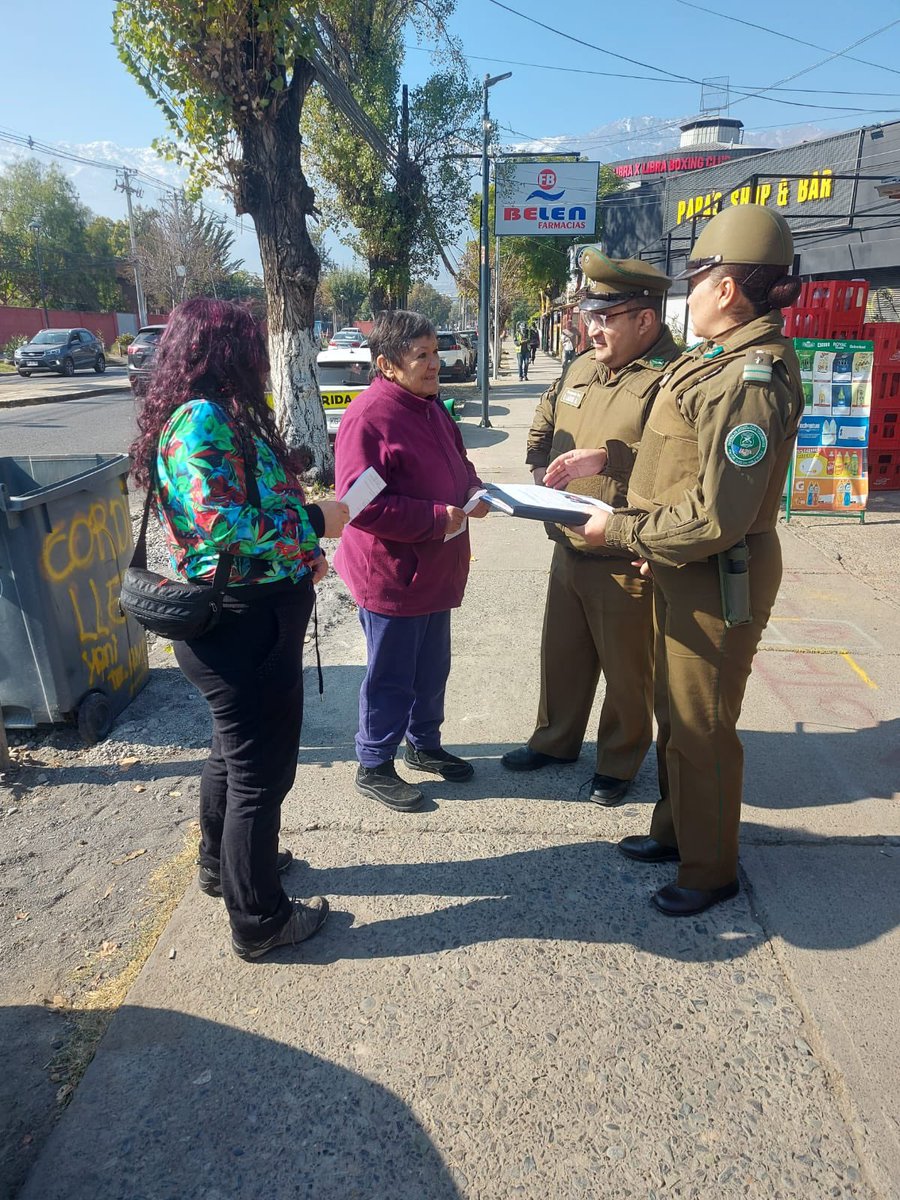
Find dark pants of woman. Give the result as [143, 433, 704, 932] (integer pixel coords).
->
[355, 608, 452, 767]
[174, 578, 314, 942]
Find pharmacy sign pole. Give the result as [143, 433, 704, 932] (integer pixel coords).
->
[784, 337, 874, 523]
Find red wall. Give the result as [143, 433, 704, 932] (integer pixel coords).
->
[0, 307, 119, 347]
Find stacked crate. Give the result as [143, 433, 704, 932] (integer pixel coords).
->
[863, 321, 900, 492]
[783, 279, 869, 341]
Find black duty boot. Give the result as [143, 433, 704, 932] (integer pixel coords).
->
[588, 774, 630, 806]
[404, 742, 474, 781]
[618, 835, 680, 864]
[355, 761, 424, 811]
[501, 746, 578, 772]
[652, 880, 739, 917]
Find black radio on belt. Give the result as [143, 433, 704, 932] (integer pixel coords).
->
[717, 539, 752, 627]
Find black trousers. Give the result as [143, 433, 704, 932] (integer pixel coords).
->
[174, 578, 315, 941]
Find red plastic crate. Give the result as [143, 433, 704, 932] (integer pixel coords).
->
[862, 321, 900, 367]
[869, 449, 900, 491]
[797, 278, 869, 317]
[783, 307, 863, 340]
[869, 408, 900, 449]
[871, 368, 900, 407]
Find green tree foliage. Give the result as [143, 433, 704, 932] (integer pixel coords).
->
[305, 5, 478, 311]
[0, 160, 123, 311]
[407, 281, 452, 327]
[113, 0, 333, 471]
[320, 267, 368, 328]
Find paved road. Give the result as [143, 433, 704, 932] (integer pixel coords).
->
[0, 364, 130, 408]
[0, 390, 137, 456]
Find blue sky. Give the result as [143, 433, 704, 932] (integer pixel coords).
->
[2, 0, 900, 281]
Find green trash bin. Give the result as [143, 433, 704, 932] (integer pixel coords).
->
[0, 454, 149, 744]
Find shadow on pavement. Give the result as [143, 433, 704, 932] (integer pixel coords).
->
[298, 827, 899, 964]
[11, 1004, 463, 1200]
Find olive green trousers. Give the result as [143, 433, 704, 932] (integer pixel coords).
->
[649, 530, 783, 890]
[528, 543, 654, 779]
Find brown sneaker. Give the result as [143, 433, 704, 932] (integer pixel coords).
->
[231, 896, 329, 961]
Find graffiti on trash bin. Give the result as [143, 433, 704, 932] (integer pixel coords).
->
[40, 494, 149, 696]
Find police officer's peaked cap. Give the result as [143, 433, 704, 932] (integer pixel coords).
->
[578, 246, 672, 312]
[678, 205, 794, 279]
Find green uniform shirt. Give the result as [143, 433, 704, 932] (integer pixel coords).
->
[604, 311, 804, 566]
[525, 327, 680, 556]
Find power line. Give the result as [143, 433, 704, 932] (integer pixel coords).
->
[403, 43, 900, 103]
[484, 0, 900, 117]
[675, 1, 900, 80]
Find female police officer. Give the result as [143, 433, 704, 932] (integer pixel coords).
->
[544, 205, 803, 916]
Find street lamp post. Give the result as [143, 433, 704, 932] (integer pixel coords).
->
[478, 71, 511, 428]
[28, 220, 49, 328]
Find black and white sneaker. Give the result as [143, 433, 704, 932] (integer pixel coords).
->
[199, 849, 294, 898]
[404, 742, 474, 782]
[355, 762, 423, 811]
[231, 896, 329, 961]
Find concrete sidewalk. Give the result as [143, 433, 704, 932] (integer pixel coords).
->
[20, 346, 900, 1199]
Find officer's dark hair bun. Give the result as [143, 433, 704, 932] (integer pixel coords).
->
[709, 264, 801, 315]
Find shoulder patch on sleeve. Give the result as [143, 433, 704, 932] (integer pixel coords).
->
[725, 423, 768, 467]
[743, 349, 773, 383]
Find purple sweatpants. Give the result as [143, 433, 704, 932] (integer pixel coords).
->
[356, 608, 452, 767]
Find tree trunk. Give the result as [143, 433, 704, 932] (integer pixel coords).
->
[235, 58, 332, 480]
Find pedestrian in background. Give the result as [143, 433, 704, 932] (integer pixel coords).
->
[561, 321, 577, 370]
[529, 325, 540, 364]
[504, 252, 678, 807]
[546, 206, 804, 917]
[335, 309, 489, 812]
[130, 297, 349, 960]
[517, 328, 531, 380]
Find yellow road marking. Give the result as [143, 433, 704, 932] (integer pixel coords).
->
[758, 644, 878, 688]
[840, 652, 878, 690]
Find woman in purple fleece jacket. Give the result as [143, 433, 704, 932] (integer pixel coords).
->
[334, 310, 488, 812]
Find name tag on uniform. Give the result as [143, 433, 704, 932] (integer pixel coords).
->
[561, 388, 583, 408]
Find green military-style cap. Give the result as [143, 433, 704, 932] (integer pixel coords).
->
[577, 246, 673, 313]
[677, 205, 794, 280]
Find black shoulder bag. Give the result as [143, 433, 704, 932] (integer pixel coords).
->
[119, 454, 260, 642]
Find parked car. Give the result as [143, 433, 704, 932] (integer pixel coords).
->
[316, 346, 372, 436]
[315, 345, 462, 436]
[457, 333, 476, 375]
[328, 327, 367, 349]
[459, 328, 479, 369]
[126, 325, 166, 393]
[14, 328, 106, 377]
[436, 330, 472, 381]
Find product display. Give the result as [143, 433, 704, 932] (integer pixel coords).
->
[787, 338, 873, 516]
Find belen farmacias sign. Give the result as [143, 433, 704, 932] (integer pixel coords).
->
[495, 161, 601, 237]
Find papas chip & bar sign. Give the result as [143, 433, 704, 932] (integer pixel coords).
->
[675, 169, 834, 224]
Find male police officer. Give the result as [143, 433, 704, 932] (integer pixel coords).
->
[502, 250, 679, 804]
[547, 207, 804, 915]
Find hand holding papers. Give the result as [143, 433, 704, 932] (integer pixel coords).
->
[480, 483, 614, 527]
[341, 467, 386, 521]
[444, 489, 489, 542]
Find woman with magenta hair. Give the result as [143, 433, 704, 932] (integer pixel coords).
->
[130, 298, 348, 960]
[334, 309, 488, 813]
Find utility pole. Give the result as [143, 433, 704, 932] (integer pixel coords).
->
[28, 221, 49, 328]
[478, 71, 511, 428]
[115, 168, 147, 327]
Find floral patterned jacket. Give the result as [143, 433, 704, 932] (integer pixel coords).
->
[154, 398, 321, 586]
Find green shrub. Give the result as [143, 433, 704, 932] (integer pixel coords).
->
[1, 333, 29, 362]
